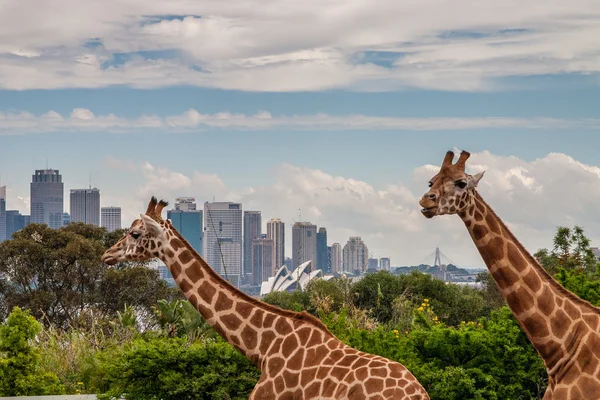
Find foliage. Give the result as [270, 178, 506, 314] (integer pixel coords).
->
[96, 337, 260, 400]
[352, 271, 489, 326]
[0, 223, 172, 327]
[475, 271, 505, 311]
[535, 225, 599, 275]
[553, 268, 600, 306]
[0, 307, 64, 396]
[262, 287, 311, 312]
[152, 299, 214, 341]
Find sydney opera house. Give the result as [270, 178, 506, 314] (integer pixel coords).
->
[259, 260, 333, 296]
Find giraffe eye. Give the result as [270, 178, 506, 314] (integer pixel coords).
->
[455, 181, 467, 189]
[130, 232, 142, 240]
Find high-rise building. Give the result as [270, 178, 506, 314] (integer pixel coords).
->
[243, 211, 262, 282]
[174, 197, 197, 211]
[368, 258, 379, 271]
[203, 202, 243, 286]
[331, 243, 342, 274]
[30, 169, 64, 229]
[251, 235, 275, 285]
[284, 257, 293, 270]
[267, 218, 285, 269]
[70, 188, 100, 225]
[5, 210, 30, 239]
[292, 222, 317, 269]
[343, 237, 369, 274]
[0, 186, 6, 242]
[101, 206, 122, 232]
[168, 198, 202, 256]
[316, 227, 330, 273]
[380, 257, 391, 271]
[63, 212, 70, 226]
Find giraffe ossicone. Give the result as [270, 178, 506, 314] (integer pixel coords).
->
[102, 197, 429, 400]
[420, 150, 600, 399]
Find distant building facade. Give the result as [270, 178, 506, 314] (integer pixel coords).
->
[331, 243, 342, 274]
[5, 210, 29, 239]
[0, 186, 6, 242]
[343, 237, 369, 274]
[316, 227, 330, 273]
[251, 235, 275, 285]
[30, 169, 64, 229]
[70, 188, 100, 225]
[101, 206, 122, 232]
[243, 211, 262, 282]
[380, 257, 391, 271]
[203, 202, 243, 286]
[368, 258, 379, 271]
[292, 222, 317, 269]
[267, 218, 285, 269]
[62, 212, 70, 226]
[168, 198, 202, 256]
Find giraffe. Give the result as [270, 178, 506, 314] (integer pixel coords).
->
[418, 150, 600, 399]
[102, 197, 429, 400]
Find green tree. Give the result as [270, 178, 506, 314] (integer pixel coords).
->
[96, 338, 260, 400]
[535, 225, 599, 275]
[553, 268, 600, 306]
[475, 271, 505, 311]
[0, 223, 172, 327]
[0, 307, 64, 396]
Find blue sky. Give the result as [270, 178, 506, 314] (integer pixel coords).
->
[1, 0, 599, 267]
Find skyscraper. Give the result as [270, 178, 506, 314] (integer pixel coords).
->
[168, 198, 202, 256]
[380, 257, 391, 271]
[331, 243, 342, 274]
[30, 169, 64, 229]
[251, 235, 275, 285]
[101, 206, 122, 232]
[0, 186, 6, 242]
[243, 211, 262, 282]
[316, 227, 330, 273]
[368, 258, 379, 271]
[70, 188, 100, 225]
[342, 237, 369, 274]
[203, 202, 243, 286]
[266, 218, 285, 269]
[5, 210, 29, 239]
[292, 222, 317, 269]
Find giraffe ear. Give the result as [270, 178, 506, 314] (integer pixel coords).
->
[470, 171, 485, 188]
[141, 214, 162, 236]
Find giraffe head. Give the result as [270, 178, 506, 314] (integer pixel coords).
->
[101, 197, 169, 265]
[419, 150, 485, 219]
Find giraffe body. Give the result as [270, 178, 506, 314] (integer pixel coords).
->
[102, 197, 429, 400]
[420, 151, 600, 399]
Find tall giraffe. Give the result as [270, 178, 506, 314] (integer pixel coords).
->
[418, 150, 600, 399]
[102, 197, 429, 400]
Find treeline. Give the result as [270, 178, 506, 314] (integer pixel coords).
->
[0, 223, 598, 399]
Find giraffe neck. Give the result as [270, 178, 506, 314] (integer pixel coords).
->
[459, 192, 599, 374]
[157, 224, 333, 368]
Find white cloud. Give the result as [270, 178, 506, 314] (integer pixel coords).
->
[1, 108, 599, 134]
[96, 151, 600, 269]
[0, 0, 599, 91]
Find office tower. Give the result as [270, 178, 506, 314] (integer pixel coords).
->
[380, 257, 391, 271]
[291, 222, 317, 269]
[5, 210, 30, 239]
[203, 202, 242, 286]
[316, 227, 330, 273]
[168, 198, 202, 255]
[63, 213, 70, 226]
[101, 206, 122, 232]
[251, 235, 275, 285]
[284, 257, 293, 270]
[267, 218, 285, 269]
[368, 258, 379, 271]
[70, 188, 100, 225]
[342, 237, 369, 274]
[30, 169, 64, 229]
[331, 243, 342, 274]
[327, 246, 332, 273]
[243, 211, 262, 282]
[0, 186, 5, 242]
[174, 197, 196, 211]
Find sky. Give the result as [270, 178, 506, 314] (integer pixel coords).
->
[1, 0, 600, 268]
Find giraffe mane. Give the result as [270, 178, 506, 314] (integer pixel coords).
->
[475, 192, 600, 314]
[164, 220, 335, 335]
